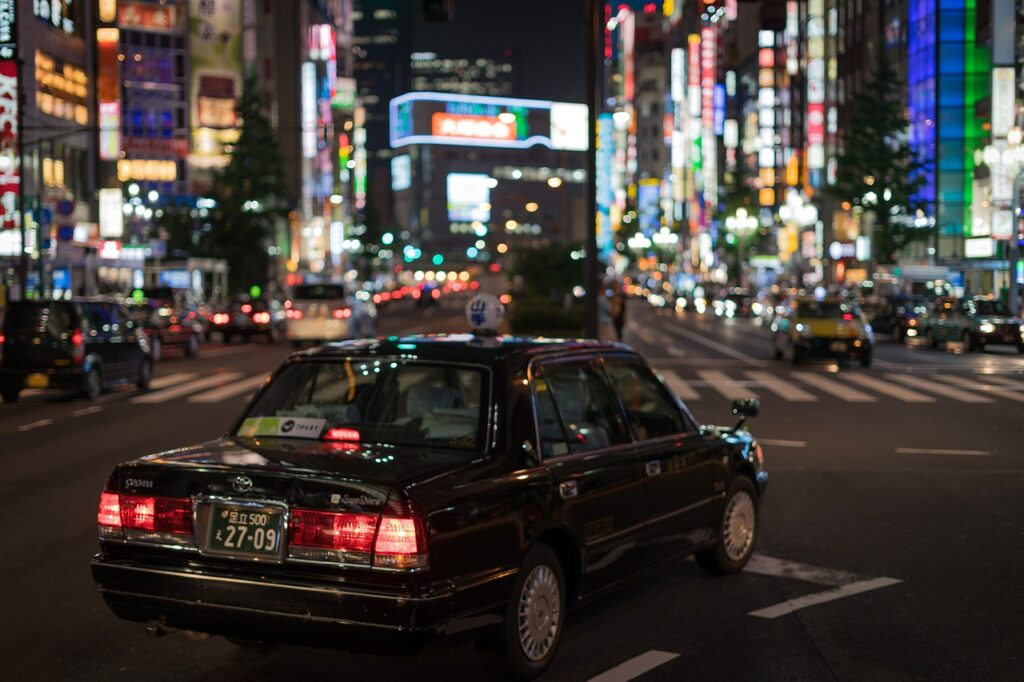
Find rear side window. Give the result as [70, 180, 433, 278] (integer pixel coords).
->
[4, 303, 74, 336]
[294, 284, 345, 300]
[602, 359, 686, 441]
[533, 361, 629, 455]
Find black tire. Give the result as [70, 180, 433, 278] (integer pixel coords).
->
[500, 544, 566, 680]
[185, 334, 199, 357]
[150, 336, 162, 362]
[772, 342, 783, 361]
[266, 328, 279, 344]
[1, 387, 20, 403]
[962, 330, 975, 352]
[696, 476, 759, 575]
[136, 359, 152, 390]
[790, 345, 803, 365]
[928, 329, 938, 348]
[82, 367, 102, 401]
[859, 354, 873, 368]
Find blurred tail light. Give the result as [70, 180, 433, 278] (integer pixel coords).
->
[324, 427, 360, 441]
[331, 307, 352, 320]
[286, 309, 304, 320]
[97, 492, 193, 535]
[842, 313, 854, 321]
[241, 304, 253, 314]
[71, 328, 84, 364]
[252, 312, 271, 324]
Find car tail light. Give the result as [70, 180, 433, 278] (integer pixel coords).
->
[252, 311, 271, 324]
[331, 307, 352, 320]
[842, 313, 854, 321]
[71, 328, 84, 364]
[284, 299, 292, 309]
[286, 309, 304, 319]
[97, 491, 121, 527]
[97, 491, 193, 537]
[373, 516, 427, 569]
[288, 509, 377, 563]
[324, 427, 360, 441]
[241, 304, 252, 313]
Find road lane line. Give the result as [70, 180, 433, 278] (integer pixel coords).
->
[72, 406, 103, 417]
[148, 372, 198, 390]
[888, 374, 993, 403]
[697, 370, 759, 400]
[745, 370, 817, 402]
[791, 372, 876, 402]
[895, 448, 992, 456]
[933, 374, 1024, 403]
[743, 554, 863, 586]
[132, 372, 244, 404]
[18, 419, 53, 431]
[843, 374, 935, 403]
[189, 374, 270, 403]
[758, 439, 807, 448]
[748, 577, 903, 619]
[657, 369, 700, 401]
[661, 324, 758, 361]
[588, 650, 681, 682]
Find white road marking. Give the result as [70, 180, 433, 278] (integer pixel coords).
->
[934, 374, 1024, 403]
[697, 370, 759, 401]
[148, 372, 198, 390]
[745, 370, 817, 402]
[588, 650, 681, 682]
[132, 372, 244, 404]
[662, 324, 758, 361]
[791, 372, 876, 402]
[843, 374, 935, 403]
[189, 374, 269, 403]
[758, 438, 807, 448]
[888, 374, 993, 403]
[665, 343, 687, 357]
[17, 419, 53, 431]
[744, 554, 862, 586]
[895, 448, 992, 456]
[976, 374, 1024, 390]
[72, 406, 103, 417]
[748, 577, 903, 619]
[657, 369, 700, 401]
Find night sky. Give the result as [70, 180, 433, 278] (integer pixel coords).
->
[411, 0, 587, 103]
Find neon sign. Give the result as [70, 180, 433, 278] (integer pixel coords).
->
[432, 113, 516, 142]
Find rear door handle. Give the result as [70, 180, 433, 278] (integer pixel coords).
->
[559, 481, 578, 499]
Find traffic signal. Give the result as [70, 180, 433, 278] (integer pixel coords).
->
[422, 0, 452, 22]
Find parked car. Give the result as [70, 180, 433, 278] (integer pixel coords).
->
[207, 297, 284, 343]
[126, 300, 203, 361]
[90, 335, 766, 678]
[284, 283, 376, 347]
[921, 296, 1024, 352]
[0, 299, 152, 402]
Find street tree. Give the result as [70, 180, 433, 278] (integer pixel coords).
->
[831, 50, 925, 264]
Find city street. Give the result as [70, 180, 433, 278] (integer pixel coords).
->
[2, 300, 1021, 681]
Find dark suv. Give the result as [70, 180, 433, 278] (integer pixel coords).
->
[0, 300, 152, 402]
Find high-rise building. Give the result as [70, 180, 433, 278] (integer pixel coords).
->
[409, 51, 516, 96]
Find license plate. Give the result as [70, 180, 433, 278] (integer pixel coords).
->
[26, 373, 49, 388]
[207, 505, 283, 558]
[829, 341, 848, 352]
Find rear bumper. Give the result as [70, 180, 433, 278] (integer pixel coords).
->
[0, 367, 84, 390]
[91, 555, 453, 650]
[796, 337, 871, 359]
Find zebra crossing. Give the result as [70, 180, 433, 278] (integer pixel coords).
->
[129, 371, 269, 405]
[654, 368, 1024, 405]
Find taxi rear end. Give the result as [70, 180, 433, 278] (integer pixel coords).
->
[778, 298, 873, 366]
[285, 283, 355, 343]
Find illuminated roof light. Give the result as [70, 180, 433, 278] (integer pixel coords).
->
[547, 177, 563, 188]
[525, 202, 539, 212]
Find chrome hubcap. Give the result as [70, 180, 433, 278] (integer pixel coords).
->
[722, 490, 756, 562]
[517, 564, 560, 662]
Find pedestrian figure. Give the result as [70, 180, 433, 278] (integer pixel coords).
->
[610, 286, 626, 340]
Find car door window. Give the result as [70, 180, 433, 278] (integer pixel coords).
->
[80, 303, 113, 340]
[536, 361, 629, 454]
[602, 359, 686, 441]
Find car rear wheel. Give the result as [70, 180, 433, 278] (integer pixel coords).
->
[501, 544, 565, 680]
[136, 359, 152, 390]
[82, 367, 102, 401]
[928, 329, 938, 348]
[150, 337, 162, 362]
[185, 334, 199, 357]
[696, 476, 758, 575]
[963, 330, 977, 352]
[1, 387, 20, 403]
[859, 354, 873, 368]
[790, 344, 803, 365]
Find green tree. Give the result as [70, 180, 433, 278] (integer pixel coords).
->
[162, 70, 292, 293]
[831, 50, 925, 264]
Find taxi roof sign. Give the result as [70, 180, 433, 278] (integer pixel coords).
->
[466, 294, 505, 334]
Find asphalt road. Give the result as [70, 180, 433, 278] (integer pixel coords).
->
[2, 298, 1021, 681]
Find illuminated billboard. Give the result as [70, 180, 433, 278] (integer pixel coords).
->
[188, 0, 241, 180]
[391, 92, 588, 151]
[447, 173, 492, 222]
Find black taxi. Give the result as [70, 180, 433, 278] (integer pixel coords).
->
[91, 333, 767, 678]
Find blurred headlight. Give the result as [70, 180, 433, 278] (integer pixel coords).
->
[979, 322, 996, 334]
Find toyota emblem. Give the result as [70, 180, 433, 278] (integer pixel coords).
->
[231, 475, 254, 493]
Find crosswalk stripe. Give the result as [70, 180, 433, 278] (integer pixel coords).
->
[888, 374, 993, 403]
[189, 374, 269, 403]
[745, 371, 817, 402]
[132, 372, 244, 404]
[148, 372, 198, 390]
[697, 370, 759, 400]
[843, 374, 935, 403]
[657, 369, 700, 401]
[935, 374, 1024, 403]
[975, 374, 1024, 390]
[791, 372, 876, 402]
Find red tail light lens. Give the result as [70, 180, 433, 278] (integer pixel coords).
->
[0, 332, 5, 344]
[331, 307, 352, 319]
[252, 312, 271, 324]
[289, 510, 377, 553]
[241, 304, 253, 314]
[373, 516, 427, 569]
[98, 492, 193, 535]
[97, 492, 121, 527]
[324, 427, 360, 441]
[71, 328, 84, 364]
[842, 313, 854, 321]
[286, 309, 304, 319]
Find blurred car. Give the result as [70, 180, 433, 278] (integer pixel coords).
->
[90, 334, 766, 678]
[284, 283, 376, 347]
[137, 286, 210, 341]
[713, 289, 753, 319]
[127, 301, 203, 361]
[770, 296, 874, 366]
[890, 295, 931, 342]
[207, 298, 283, 344]
[920, 296, 1023, 352]
[0, 299, 152, 402]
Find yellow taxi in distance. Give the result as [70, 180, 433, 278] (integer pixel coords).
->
[770, 297, 874, 367]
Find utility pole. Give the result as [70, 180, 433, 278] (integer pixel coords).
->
[583, 0, 600, 338]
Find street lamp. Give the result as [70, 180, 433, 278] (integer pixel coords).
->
[976, 126, 1024, 315]
[724, 208, 759, 287]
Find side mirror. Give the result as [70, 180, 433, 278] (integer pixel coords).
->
[731, 398, 760, 429]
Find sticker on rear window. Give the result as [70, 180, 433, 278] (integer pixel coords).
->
[238, 417, 326, 439]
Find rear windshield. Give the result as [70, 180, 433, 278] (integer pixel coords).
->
[972, 300, 1009, 316]
[239, 359, 487, 453]
[294, 284, 345, 300]
[141, 287, 175, 301]
[796, 301, 851, 318]
[4, 302, 75, 335]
